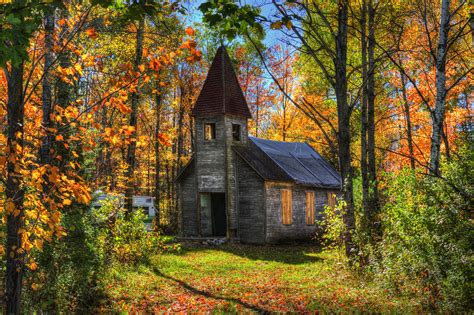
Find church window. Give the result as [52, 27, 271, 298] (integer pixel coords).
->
[232, 124, 241, 141]
[204, 123, 216, 140]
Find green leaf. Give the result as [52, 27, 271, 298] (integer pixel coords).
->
[6, 14, 21, 25]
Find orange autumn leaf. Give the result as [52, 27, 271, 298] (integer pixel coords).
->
[185, 26, 195, 36]
[85, 27, 98, 39]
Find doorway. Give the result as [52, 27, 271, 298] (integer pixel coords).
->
[211, 193, 226, 236]
[200, 193, 227, 237]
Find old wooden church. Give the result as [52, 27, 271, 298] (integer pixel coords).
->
[176, 46, 341, 244]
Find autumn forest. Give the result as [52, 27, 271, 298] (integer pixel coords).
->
[0, 0, 472, 313]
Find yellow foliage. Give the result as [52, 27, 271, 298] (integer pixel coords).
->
[5, 201, 15, 213]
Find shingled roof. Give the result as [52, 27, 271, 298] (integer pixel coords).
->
[234, 137, 341, 189]
[191, 46, 252, 118]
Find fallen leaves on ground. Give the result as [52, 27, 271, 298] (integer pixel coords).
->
[99, 243, 421, 313]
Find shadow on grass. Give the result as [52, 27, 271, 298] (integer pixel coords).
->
[178, 242, 324, 265]
[151, 267, 268, 313]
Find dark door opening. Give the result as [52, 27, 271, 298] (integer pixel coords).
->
[211, 193, 227, 237]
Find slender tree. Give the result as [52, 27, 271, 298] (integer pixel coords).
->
[429, 0, 450, 175]
[125, 15, 145, 215]
[398, 67, 416, 170]
[154, 83, 162, 226]
[366, 0, 380, 238]
[40, 8, 55, 167]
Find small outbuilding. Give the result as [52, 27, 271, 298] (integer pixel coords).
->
[176, 46, 341, 244]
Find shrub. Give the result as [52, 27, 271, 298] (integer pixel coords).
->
[91, 197, 178, 265]
[318, 198, 347, 251]
[377, 147, 473, 311]
[24, 205, 105, 313]
[23, 196, 180, 313]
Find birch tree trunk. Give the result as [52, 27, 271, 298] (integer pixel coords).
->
[399, 68, 416, 170]
[429, 0, 450, 175]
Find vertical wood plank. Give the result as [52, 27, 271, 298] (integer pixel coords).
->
[327, 191, 337, 209]
[281, 189, 292, 225]
[306, 191, 315, 225]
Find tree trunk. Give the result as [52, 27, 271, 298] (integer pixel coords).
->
[165, 161, 171, 223]
[147, 142, 151, 195]
[429, 0, 450, 175]
[442, 124, 450, 159]
[399, 68, 415, 170]
[5, 62, 25, 315]
[366, 0, 380, 239]
[255, 84, 260, 137]
[176, 84, 185, 168]
[154, 88, 162, 226]
[40, 10, 55, 167]
[56, 7, 72, 165]
[125, 17, 145, 215]
[282, 94, 287, 141]
[335, 0, 357, 258]
[360, 0, 370, 231]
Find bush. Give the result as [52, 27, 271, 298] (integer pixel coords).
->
[317, 147, 473, 311]
[24, 196, 180, 313]
[24, 205, 105, 313]
[91, 197, 179, 265]
[318, 198, 347, 251]
[377, 147, 473, 311]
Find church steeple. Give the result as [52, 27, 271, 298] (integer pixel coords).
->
[191, 46, 252, 118]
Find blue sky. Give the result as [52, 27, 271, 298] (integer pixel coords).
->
[181, 0, 284, 47]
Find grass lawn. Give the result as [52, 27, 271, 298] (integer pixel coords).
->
[100, 243, 421, 313]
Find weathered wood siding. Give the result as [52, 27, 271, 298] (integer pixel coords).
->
[194, 115, 248, 238]
[224, 115, 248, 236]
[195, 116, 226, 192]
[180, 166, 198, 236]
[264, 182, 328, 243]
[235, 155, 265, 244]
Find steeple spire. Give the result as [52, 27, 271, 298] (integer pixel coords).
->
[191, 46, 252, 118]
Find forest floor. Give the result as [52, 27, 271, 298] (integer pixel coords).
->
[100, 243, 422, 313]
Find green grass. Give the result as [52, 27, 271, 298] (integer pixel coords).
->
[100, 243, 422, 313]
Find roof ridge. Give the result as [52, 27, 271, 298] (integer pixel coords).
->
[250, 136, 310, 145]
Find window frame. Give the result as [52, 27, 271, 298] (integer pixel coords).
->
[204, 122, 216, 141]
[232, 123, 241, 141]
[305, 191, 315, 225]
[281, 189, 293, 225]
